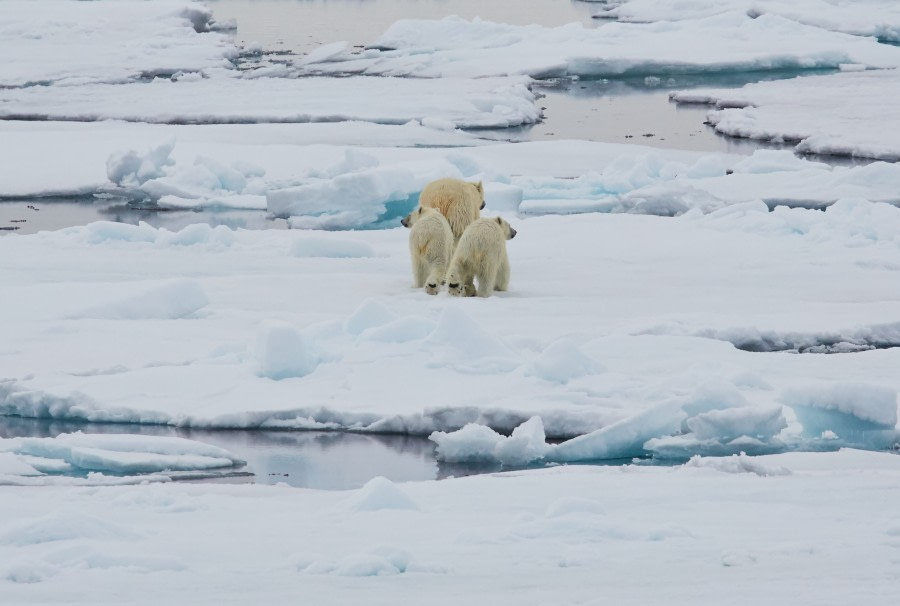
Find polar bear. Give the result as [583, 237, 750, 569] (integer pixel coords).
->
[401, 206, 454, 295]
[446, 216, 517, 298]
[418, 177, 485, 244]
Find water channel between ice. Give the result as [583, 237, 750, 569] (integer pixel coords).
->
[0, 417, 581, 489]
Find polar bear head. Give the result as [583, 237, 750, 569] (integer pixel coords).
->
[401, 205, 442, 228]
[495, 216, 516, 239]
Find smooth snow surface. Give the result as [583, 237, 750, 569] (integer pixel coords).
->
[297, 13, 900, 78]
[3, 451, 900, 603]
[588, 0, 900, 42]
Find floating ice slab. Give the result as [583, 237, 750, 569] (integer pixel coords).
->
[0, 0, 234, 87]
[588, 0, 900, 42]
[299, 13, 900, 78]
[0, 75, 539, 129]
[0, 432, 244, 484]
[781, 383, 899, 448]
[672, 69, 900, 161]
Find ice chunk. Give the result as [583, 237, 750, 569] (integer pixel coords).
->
[107, 141, 175, 188]
[552, 401, 687, 462]
[68, 279, 208, 320]
[495, 417, 553, 466]
[684, 453, 792, 477]
[348, 477, 418, 512]
[686, 406, 787, 442]
[0, 453, 41, 477]
[4, 433, 244, 479]
[433, 415, 613, 466]
[483, 183, 524, 212]
[430, 423, 506, 464]
[782, 383, 898, 432]
[646, 435, 786, 460]
[255, 320, 322, 380]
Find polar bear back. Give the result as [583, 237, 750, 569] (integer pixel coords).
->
[418, 177, 484, 242]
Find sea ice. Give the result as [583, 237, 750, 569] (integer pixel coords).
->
[0, 1, 234, 87]
[781, 383, 899, 448]
[587, 0, 900, 42]
[0, 75, 539, 129]
[298, 13, 900, 79]
[672, 69, 900, 161]
[0, 432, 244, 484]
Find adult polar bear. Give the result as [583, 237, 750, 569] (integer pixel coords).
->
[418, 177, 485, 243]
[447, 217, 517, 298]
[400, 206, 454, 295]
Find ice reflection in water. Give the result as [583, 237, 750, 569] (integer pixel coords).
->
[0, 417, 507, 489]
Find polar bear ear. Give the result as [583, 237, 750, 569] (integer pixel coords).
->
[496, 217, 503, 225]
[474, 181, 484, 194]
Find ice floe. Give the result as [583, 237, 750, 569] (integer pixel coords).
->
[0, 0, 234, 87]
[587, 0, 900, 42]
[672, 69, 900, 161]
[298, 13, 900, 78]
[0, 432, 244, 485]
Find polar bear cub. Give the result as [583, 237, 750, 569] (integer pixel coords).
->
[401, 206, 454, 295]
[419, 177, 485, 244]
[446, 216, 517, 298]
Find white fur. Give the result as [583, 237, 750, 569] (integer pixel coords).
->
[418, 177, 484, 243]
[402, 206, 454, 295]
[446, 216, 516, 298]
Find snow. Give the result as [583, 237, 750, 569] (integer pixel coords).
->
[4, 0, 900, 601]
[3, 450, 900, 602]
[587, 0, 900, 42]
[671, 69, 900, 161]
[0, 1, 234, 87]
[0, 75, 539, 129]
[298, 12, 900, 78]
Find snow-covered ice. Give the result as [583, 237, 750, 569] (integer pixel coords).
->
[0, 1, 234, 87]
[2, 198, 899, 460]
[298, 12, 900, 78]
[587, 0, 900, 42]
[3, 450, 900, 603]
[0, 75, 539, 129]
[671, 69, 900, 161]
[4, 0, 900, 602]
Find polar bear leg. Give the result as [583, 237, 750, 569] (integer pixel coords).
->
[476, 266, 498, 298]
[494, 251, 510, 292]
[412, 256, 428, 288]
[424, 266, 445, 295]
